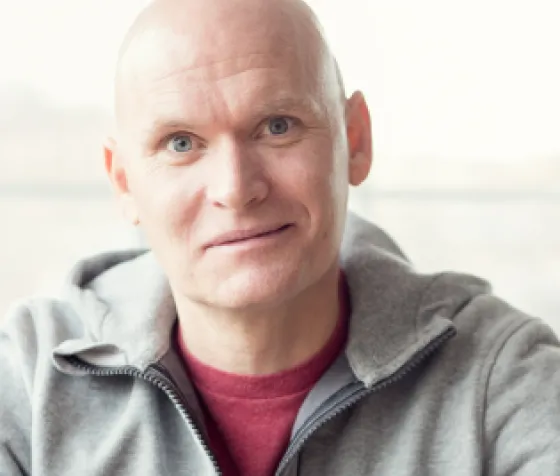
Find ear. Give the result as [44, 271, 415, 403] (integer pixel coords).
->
[103, 137, 140, 225]
[345, 91, 373, 186]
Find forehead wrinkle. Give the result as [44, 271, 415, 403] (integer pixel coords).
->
[134, 43, 276, 84]
[138, 59, 318, 116]
[151, 63, 278, 90]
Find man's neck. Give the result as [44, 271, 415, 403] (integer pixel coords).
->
[175, 264, 343, 375]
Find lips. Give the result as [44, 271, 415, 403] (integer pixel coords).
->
[205, 224, 292, 248]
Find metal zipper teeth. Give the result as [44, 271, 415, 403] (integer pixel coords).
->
[275, 326, 457, 475]
[66, 357, 222, 476]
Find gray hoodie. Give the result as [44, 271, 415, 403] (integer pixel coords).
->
[1, 213, 559, 475]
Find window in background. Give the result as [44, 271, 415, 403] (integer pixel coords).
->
[0, 0, 558, 330]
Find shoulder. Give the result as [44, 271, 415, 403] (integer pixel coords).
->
[429, 271, 556, 357]
[424, 273, 560, 406]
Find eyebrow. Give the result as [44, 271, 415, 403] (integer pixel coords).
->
[141, 95, 325, 141]
[249, 95, 325, 119]
[139, 119, 198, 146]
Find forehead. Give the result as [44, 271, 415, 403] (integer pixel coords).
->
[117, 26, 327, 132]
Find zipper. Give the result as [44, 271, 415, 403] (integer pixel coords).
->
[65, 356, 222, 476]
[275, 326, 457, 476]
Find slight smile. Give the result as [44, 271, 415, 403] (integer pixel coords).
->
[205, 224, 294, 250]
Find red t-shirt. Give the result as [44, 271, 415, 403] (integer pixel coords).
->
[176, 277, 349, 476]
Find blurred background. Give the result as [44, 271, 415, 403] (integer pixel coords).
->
[0, 0, 558, 330]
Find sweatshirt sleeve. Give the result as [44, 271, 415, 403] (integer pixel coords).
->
[0, 306, 33, 475]
[485, 318, 560, 475]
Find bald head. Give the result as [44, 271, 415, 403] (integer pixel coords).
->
[119, 0, 325, 60]
[104, 0, 373, 313]
[114, 0, 344, 128]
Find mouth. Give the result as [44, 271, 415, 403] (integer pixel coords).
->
[206, 224, 293, 249]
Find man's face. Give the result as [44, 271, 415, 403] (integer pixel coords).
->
[107, 1, 371, 309]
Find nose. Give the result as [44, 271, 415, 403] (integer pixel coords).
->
[206, 139, 269, 210]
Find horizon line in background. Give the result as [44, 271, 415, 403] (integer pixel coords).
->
[0, 182, 559, 202]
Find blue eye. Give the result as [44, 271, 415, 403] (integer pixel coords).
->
[168, 135, 193, 153]
[267, 117, 291, 135]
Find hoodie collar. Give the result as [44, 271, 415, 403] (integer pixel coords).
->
[53, 250, 176, 372]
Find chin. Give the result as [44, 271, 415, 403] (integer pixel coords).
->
[203, 264, 303, 310]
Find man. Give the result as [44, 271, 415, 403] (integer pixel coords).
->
[1, 0, 559, 474]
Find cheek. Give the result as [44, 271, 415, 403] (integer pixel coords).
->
[129, 165, 203, 244]
[306, 143, 344, 206]
[290, 139, 348, 242]
[271, 138, 338, 195]
[267, 140, 344, 233]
